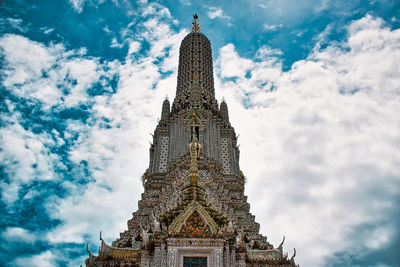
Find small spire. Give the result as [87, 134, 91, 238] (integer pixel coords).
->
[191, 13, 201, 33]
[220, 100, 229, 122]
[161, 96, 170, 121]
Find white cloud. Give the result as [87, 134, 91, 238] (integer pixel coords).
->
[139, 18, 187, 69]
[206, 7, 231, 20]
[2, 227, 37, 243]
[0, 28, 160, 248]
[62, 58, 101, 107]
[0, 34, 59, 85]
[216, 43, 255, 78]
[256, 45, 283, 57]
[45, 9, 181, 246]
[69, 0, 85, 13]
[14, 251, 58, 267]
[128, 40, 141, 54]
[215, 15, 400, 266]
[115, 4, 188, 72]
[141, 2, 171, 18]
[366, 225, 395, 250]
[0, 34, 115, 205]
[0, 119, 60, 204]
[263, 23, 283, 31]
[45, 28, 54, 34]
[0, 34, 103, 109]
[6, 18, 27, 32]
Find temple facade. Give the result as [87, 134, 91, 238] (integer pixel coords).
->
[86, 15, 298, 267]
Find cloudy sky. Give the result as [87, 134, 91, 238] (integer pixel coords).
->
[1, 0, 400, 266]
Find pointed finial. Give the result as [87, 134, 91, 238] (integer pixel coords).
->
[165, 94, 169, 100]
[290, 248, 296, 261]
[191, 13, 201, 33]
[278, 235, 285, 250]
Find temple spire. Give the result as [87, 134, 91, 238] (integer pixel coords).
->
[191, 13, 201, 33]
[160, 97, 170, 121]
[173, 15, 216, 113]
[220, 99, 229, 122]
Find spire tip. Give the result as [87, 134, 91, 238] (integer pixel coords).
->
[191, 13, 201, 33]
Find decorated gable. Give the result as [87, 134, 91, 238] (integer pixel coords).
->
[169, 201, 219, 236]
[180, 210, 212, 237]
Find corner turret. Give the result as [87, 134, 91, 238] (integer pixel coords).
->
[161, 96, 170, 121]
[220, 99, 229, 122]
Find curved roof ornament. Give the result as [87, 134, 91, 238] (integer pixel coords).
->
[191, 13, 201, 33]
[86, 243, 93, 254]
[86, 242, 97, 263]
[278, 235, 285, 251]
[290, 248, 296, 262]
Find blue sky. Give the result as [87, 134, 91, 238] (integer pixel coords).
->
[1, 0, 400, 266]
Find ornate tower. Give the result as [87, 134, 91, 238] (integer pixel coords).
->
[86, 15, 298, 267]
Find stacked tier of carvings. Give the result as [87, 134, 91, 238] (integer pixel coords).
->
[85, 99, 296, 265]
[87, 115, 297, 265]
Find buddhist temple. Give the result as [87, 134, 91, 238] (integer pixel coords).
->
[86, 14, 298, 267]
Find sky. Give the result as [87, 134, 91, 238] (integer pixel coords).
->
[0, 0, 399, 266]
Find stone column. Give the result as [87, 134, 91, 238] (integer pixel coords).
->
[237, 252, 246, 267]
[141, 249, 150, 267]
[224, 241, 235, 267]
[216, 247, 223, 267]
[161, 241, 167, 267]
[168, 247, 177, 267]
[230, 241, 236, 267]
[154, 241, 162, 267]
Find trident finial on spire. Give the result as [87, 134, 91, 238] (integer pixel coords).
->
[188, 111, 202, 185]
[191, 13, 201, 33]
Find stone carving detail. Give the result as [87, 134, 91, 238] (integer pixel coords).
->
[152, 212, 161, 232]
[220, 138, 232, 174]
[159, 136, 169, 172]
[180, 211, 212, 237]
[169, 200, 219, 235]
